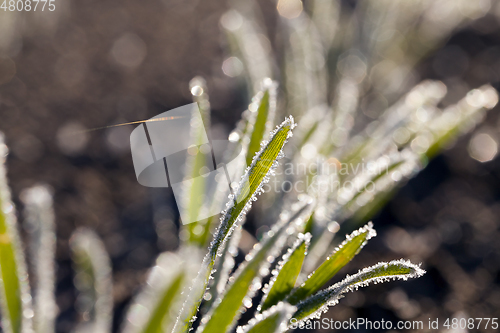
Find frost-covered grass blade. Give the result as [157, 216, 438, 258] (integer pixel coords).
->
[259, 233, 310, 312]
[122, 251, 198, 333]
[197, 199, 313, 333]
[292, 259, 425, 323]
[246, 82, 277, 166]
[287, 222, 376, 304]
[70, 228, 113, 333]
[0, 136, 32, 333]
[201, 224, 242, 314]
[236, 302, 296, 333]
[172, 117, 295, 333]
[424, 85, 498, 160]
[220, 6, 273, 93]
[21, 185, 56, 333]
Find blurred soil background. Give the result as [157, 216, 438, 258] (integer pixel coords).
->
[0, 0, 500, 332]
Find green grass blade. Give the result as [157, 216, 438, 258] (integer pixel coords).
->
[197, 199, 313, 333]
[201, 224, 242, 314]
[197, 79, 277, 248]
[0, 137, 33, 333]
[70, 228, 113, 333]
[260, 233, 310, 312]
[246, 82, 277, 166]
[311, 0, 340, 49]
[283, 14, 327, 118]
[292, 259, 425, 323]
[21, 185, 56, 333]
[302, 221, 340, 275]
[337, 150, 420, 224]
[142, 273, 184, 333]
[123, 250, 200, 333]
[172, 117, 296, 333]
[287, 222, 376, 304]
[184, 77, 212, 246]
[237, 302, 296, 333]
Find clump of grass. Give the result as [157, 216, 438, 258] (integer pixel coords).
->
[0, 1, 499, 333]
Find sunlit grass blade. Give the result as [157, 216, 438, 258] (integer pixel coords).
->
[301, 221, 339, 275]
[292, 259, 425, 323]
[237, 302, 296, 333]
[259, 233, 310, 312]
[287, 222, 376, 304]
[172, 117, 296, 333]
[184, 77, 213, 246]
[21, 185, 56, 333]
[339, 80, 447, 165]
[123, 249, 200, 333]
[336, 150, 418, 214]
[424, 85, 498, 160]
[201, 224, 242, 314]
[0, 135, 33, 333]
[322, 78, 360, 154]
[198, 79, 278, 247]
[283, 13, 327, 118]
[338, 150, 420, 224]
[220, 6, 273, 93]
[197, 199, 313, 333]
[311, 0, 340, 49]
[70, 228, 112, 333]
[336, 86, 498, 225]
[246, 80, 277, 166]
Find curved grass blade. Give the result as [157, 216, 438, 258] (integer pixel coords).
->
[292, 259, 425, 324]
[21, 185, 56, 333]
[123, 249, 200, 333]
[199, 79, 278, 248]
[287, 222, 376, 304]
[246, 81, 277, 166]
[172, 117, 296, 333]
[70, 228, 112, 333]
[336, 87, 498, 226]
[259, 233, 310, 312]
[236, 302, 296, 333]
[0, 135, 33, 333]
[197, 198, 314, 333]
